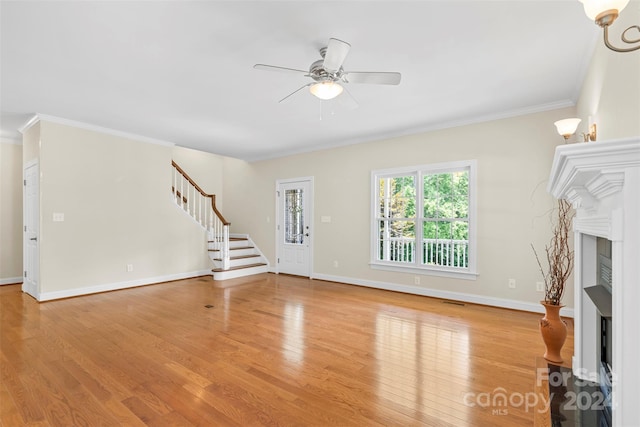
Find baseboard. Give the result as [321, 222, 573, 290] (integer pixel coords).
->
[311, 273, 575, 318]
[0, 277, 23, 286]
[37, 270, 212, 302]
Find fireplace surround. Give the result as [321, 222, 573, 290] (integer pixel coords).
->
[548, 137, 639, 426]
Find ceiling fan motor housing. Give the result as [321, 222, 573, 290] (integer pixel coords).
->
[309, 59, 343, 82]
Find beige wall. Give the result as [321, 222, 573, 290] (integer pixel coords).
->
[35, 121, 217, 297]
[0, 141, 24, 282]
[224, 108, 576, 309]
[576, 3, 640, 140]
[22, 121, 41, 164]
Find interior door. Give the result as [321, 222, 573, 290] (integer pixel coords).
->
[23, 161, 39, 298]
[277, 179, 312, 277]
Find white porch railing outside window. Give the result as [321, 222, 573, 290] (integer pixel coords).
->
[381, 238, 469, 268]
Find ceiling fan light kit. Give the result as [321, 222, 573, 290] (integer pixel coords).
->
[309, 81, 344, 100]
[579, 0, 640, 52]
[254, 37, 402, 105]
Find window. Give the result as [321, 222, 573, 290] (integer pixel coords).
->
[371, 160, 477, 279]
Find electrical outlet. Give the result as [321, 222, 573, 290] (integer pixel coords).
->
[536, 281, 545, 292]
[508, 278, 516, 289]
[126, 264, 133, 272]
[414, 276, 421, 285]
[333, 260, 339, 268]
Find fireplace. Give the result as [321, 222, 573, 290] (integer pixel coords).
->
[548, 137, 639, 427]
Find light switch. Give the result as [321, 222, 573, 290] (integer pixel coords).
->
[321, 216, 331, 223]
[53, 212, 65, 222]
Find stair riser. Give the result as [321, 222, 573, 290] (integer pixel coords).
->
[209, 256, 263, 268]
[209, 248, 256, 258]
[208, 240, 250, 250]
[212, 265, 269, 281]
[230, 240, 250, 249]
[229, 257, 262, 268]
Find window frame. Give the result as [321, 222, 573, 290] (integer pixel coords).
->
[370, 160, 478, 280]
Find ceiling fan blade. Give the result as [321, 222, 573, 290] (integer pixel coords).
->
[343, 72, 401, 85]
[254, 64, 309, 76]
[323, 38, 351, 73]
[278, 83, 312, 103]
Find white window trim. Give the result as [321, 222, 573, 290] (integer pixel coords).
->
[370, 160, 478, 280]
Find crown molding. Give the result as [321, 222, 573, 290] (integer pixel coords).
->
[17, 114, 40, 134]
[18, 114, 175, 147]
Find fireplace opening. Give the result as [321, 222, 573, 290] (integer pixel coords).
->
[597, 238, 613, 426]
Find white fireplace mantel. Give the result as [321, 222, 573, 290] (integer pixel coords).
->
[548, 137, 640, 427]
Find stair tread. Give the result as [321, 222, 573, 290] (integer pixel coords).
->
[212, 263, 267, 272]
[213, 254, 261, 261]
[208, 246, 254, 252]
[208, 238, 248, 243]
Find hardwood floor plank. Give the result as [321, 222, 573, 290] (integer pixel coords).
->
[0, 275, 573, 426]
[0, 353, 45, 424]
[0, 380, 26, 426]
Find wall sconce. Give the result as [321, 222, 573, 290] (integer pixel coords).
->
[583, 123, 597, 142]
[554, 118, 582, 142]
[579, 0, 640, 53]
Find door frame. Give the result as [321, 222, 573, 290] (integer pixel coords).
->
[23, 159, 39, 299]
[275, 177, 314, 277]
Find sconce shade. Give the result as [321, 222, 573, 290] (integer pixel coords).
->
[579, 0, 629, 20]
[309, 81, 343, 100]
[554, 118, 582, 138]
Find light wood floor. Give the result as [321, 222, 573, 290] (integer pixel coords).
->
[1, 274, 573, 426]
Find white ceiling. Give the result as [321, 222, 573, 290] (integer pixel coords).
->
[1, 1, 597, 161]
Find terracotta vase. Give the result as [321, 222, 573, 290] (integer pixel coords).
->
[540, 301, 567, 364]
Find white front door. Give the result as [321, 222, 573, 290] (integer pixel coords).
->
[277, 178, 313, 277]
[23, 161, 39, 298]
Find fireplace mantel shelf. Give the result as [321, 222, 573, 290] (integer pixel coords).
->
[548, 137, 640, 212]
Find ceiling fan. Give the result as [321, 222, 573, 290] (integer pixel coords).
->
[254, 38, 401, 103]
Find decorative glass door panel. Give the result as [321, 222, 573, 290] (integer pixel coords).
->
[285, 189, 304, 244]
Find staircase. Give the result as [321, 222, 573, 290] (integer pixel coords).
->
[209, 235, 268, 280]
[171, 161, 268, 280]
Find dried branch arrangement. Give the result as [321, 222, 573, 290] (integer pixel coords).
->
[532, 199, 575, 305]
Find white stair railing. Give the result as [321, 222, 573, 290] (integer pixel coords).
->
[171, 161, 230, 270]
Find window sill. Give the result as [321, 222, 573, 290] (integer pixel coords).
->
[369, 261, 478, 281]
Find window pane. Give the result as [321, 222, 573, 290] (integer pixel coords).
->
[285, 189, 304, 244]
[423, 221, 437, 239]
[437, 173, 453, 196]
[423, 174, 438, 199]
[453, 171, 469, 195]
[453, 194, 469, 219]
[437, 221, 452, 240]
[378, 219, 416, 262]
[452, 221, 469, 241]
[379, 176, 415, 218]
[423, 198, 436, 218]
[438, 195, 455, 218]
